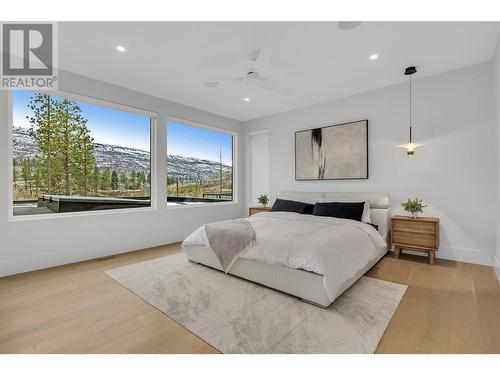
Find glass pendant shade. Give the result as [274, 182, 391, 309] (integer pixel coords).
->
[396, 142, 425, 157]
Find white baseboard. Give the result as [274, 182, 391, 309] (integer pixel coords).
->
[437, 246, 492, 266]
[493, 253, 500, 284]
[391, 245, 492, 266]
[0, 236, 175, 277]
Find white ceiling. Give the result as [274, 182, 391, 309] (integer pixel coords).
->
[59, 22, 500, 122]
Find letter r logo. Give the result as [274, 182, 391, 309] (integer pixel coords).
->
[2, 24, 53, 76]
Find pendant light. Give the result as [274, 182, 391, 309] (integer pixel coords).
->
[396, 66, 425, 157]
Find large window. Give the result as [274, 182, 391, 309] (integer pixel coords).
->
[167, 121, 234, 205]
[12, 90, 151, 216]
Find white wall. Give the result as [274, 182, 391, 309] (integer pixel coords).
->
[2, 61, 497, 276]
[248, 131, 270, 205]
[0, 70, 246, 277]
[245, 62, 495, 266]
[493, 38, 500, 281]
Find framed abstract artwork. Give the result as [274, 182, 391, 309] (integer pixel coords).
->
[295, 120, 368, 180]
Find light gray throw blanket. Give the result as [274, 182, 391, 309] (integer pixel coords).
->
[204, 218, 256, 272]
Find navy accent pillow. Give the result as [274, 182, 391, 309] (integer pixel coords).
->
[312, 201, 365, 221]
[271, 198, 314, 215]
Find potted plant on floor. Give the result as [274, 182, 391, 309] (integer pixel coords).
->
[401, 198, 427, 218]
[257, 194, 269, 208]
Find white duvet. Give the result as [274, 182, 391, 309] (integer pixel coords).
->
[183, 211, 387, 302]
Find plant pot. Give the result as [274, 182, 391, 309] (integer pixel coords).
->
[409, 211, 419, 218]
[260, 203, 267, 208]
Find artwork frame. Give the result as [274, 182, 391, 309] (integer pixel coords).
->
[295, 120, 369, 181]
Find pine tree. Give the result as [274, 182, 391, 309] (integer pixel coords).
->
[119, 172, 128, 189]
[33, 157, 41, 196]
[137, 171, 146, 189]
[27, 94, 96, 197]
[100, 168, 112, 191]
[28, 94, 58, 194]
[130, 170, 137, 190]
[13, 158, 19, 190]
[111, 170, 119, 190]
[72, 121, 96, 195]
[13, 136, 19, 193]
[51, 98, 96, 196]
[22, 158, 32, 195]
[92, 166, 100, 195]
[145, 172, 151, 197]
[55, 99, 75, 195]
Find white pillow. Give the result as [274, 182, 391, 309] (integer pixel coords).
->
[362, 201, 371, 224]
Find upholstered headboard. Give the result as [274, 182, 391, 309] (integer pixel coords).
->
[277, 191, 391, 244]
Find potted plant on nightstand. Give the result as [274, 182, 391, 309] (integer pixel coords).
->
[401, 198, 427, 218]
[257, 194, 269, 208]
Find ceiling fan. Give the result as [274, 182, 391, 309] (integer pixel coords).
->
[201, 47, 291, 94]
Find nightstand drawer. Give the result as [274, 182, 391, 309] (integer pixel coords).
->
[391, 215, 439, 264]
[393, 219, 436, 234]
[393, 231, 436, 249]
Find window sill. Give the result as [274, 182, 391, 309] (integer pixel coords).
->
[8, 206, 156, 222]
[166, 201, 237, 209]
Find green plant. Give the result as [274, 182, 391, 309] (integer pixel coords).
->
[257, 194, 269, 206]
[401, 198, 427, 214]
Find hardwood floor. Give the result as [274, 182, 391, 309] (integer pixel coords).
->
[368, 254, 500, 353]
[0, 244, 499, 353]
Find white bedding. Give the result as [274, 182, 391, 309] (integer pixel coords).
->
[182, 211, 387, 302]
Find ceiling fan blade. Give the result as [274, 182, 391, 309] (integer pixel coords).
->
[202, 76, 244, 87]
[247, 77, 291, 95]
[252, 46, 272, 77]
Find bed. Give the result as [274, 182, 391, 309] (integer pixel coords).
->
[183, 192, 391, 308]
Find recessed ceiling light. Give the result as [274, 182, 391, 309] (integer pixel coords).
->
[244, 97, 250, 102]
[116, 45, 126, 52]
[369, 54, 379, 60]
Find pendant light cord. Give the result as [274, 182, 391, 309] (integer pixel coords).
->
[409, 74, 412, 143]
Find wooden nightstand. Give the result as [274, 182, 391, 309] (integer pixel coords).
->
[249, 207, 271, 216]
[391, 215, 440, 264]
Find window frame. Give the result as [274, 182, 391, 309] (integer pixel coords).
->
[8, 89, 158, 221]
[165, 116, 237, 209]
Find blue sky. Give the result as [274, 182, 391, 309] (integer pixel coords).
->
[13, 90, 151, 151]
[13, 90, 233, 164]
[167, 122, 233, 166]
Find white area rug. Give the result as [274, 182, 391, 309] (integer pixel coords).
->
[105, 253, 407, 353]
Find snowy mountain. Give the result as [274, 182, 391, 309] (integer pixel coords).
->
[167, 154, 231, 182]
[13, 127, 231, 181]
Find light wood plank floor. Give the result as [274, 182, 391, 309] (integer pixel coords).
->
[0, 243, 499, 353]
